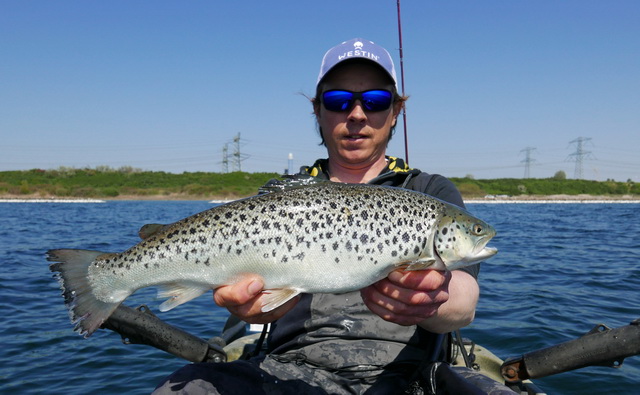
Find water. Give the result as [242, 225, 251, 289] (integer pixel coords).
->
[0, 200, 638, 394]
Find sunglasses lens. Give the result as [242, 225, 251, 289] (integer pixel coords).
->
[322, 91, 354, 112]
[361, 90, 393, 111]
[322, 90, 393, 112]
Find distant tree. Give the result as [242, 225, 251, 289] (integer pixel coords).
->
[553, 170, 567, 180]
[465, 174, 475, 180]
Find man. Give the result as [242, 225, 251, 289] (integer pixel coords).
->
[154, 38, 480, 394]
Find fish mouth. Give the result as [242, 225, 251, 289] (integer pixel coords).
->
[435, 236, 498, 271]
[471, 235, 498, 262]
[473, 245, 498, 261]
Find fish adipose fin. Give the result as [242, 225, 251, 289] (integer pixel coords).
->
[47, 249, 122, 338]
[260, 288, 302, 312]
[157, 283, 211, 312]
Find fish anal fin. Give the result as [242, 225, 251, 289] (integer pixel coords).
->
[260, 288, 301, 312]
[157, 283, 211, 312]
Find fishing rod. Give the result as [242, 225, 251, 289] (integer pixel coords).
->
[396, 0, 409, 163]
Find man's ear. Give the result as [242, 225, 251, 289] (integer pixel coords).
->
[312, 99, 321, 118]
[391, 101, 403, 127]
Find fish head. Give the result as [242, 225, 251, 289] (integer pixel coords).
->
[433, 205, 497, 270]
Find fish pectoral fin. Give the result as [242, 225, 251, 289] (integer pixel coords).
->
[157, 283, 211, 312]
[405, 257, 445, 271]
[260, 288, 301, 312]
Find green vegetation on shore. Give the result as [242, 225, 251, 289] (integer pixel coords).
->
[0, 167, 637, 199]
[0, 167, 279, 199]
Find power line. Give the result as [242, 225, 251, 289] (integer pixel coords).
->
[519, 147, 536, 178]
[221, 144, 229, 173]
[567, 137, 595, 179]
[218, 133, 249, 173]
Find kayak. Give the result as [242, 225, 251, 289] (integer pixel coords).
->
[103, 305, 639, 394]
[222, 327, 546, 394]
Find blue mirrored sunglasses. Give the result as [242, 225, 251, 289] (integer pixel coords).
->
[321, 89, 393, 112]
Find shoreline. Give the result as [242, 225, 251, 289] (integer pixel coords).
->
[465, 194, 640, 204]
[1, 193, 639, 204]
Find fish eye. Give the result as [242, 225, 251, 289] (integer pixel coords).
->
[471, 224, 484, 235]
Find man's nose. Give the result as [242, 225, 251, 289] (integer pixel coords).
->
[347, 100, 367, 122]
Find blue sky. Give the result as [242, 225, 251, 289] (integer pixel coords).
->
[1, 1, 638, 181]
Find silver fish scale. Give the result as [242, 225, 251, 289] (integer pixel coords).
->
[87, 183, 447, 299]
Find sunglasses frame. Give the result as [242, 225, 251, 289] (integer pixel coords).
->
[321, 89, 394, 112]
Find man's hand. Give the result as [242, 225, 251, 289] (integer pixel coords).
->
[213, 276, 300, 324]
[361, 269, 451, 326]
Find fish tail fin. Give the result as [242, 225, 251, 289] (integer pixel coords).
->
[47, 249, 121, 338]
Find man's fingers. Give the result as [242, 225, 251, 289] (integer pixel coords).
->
[214, 277, 264, 307]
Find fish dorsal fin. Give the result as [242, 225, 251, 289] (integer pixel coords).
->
[138, 223, 172, 240]
[157, 282, 211, 312]
[260, 288, 302, 312]
[258, 174, 328, 195]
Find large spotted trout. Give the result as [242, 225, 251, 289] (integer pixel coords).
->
[48, 182, 497, 337]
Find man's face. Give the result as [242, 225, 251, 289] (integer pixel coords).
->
[316, 62, 401, 169]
